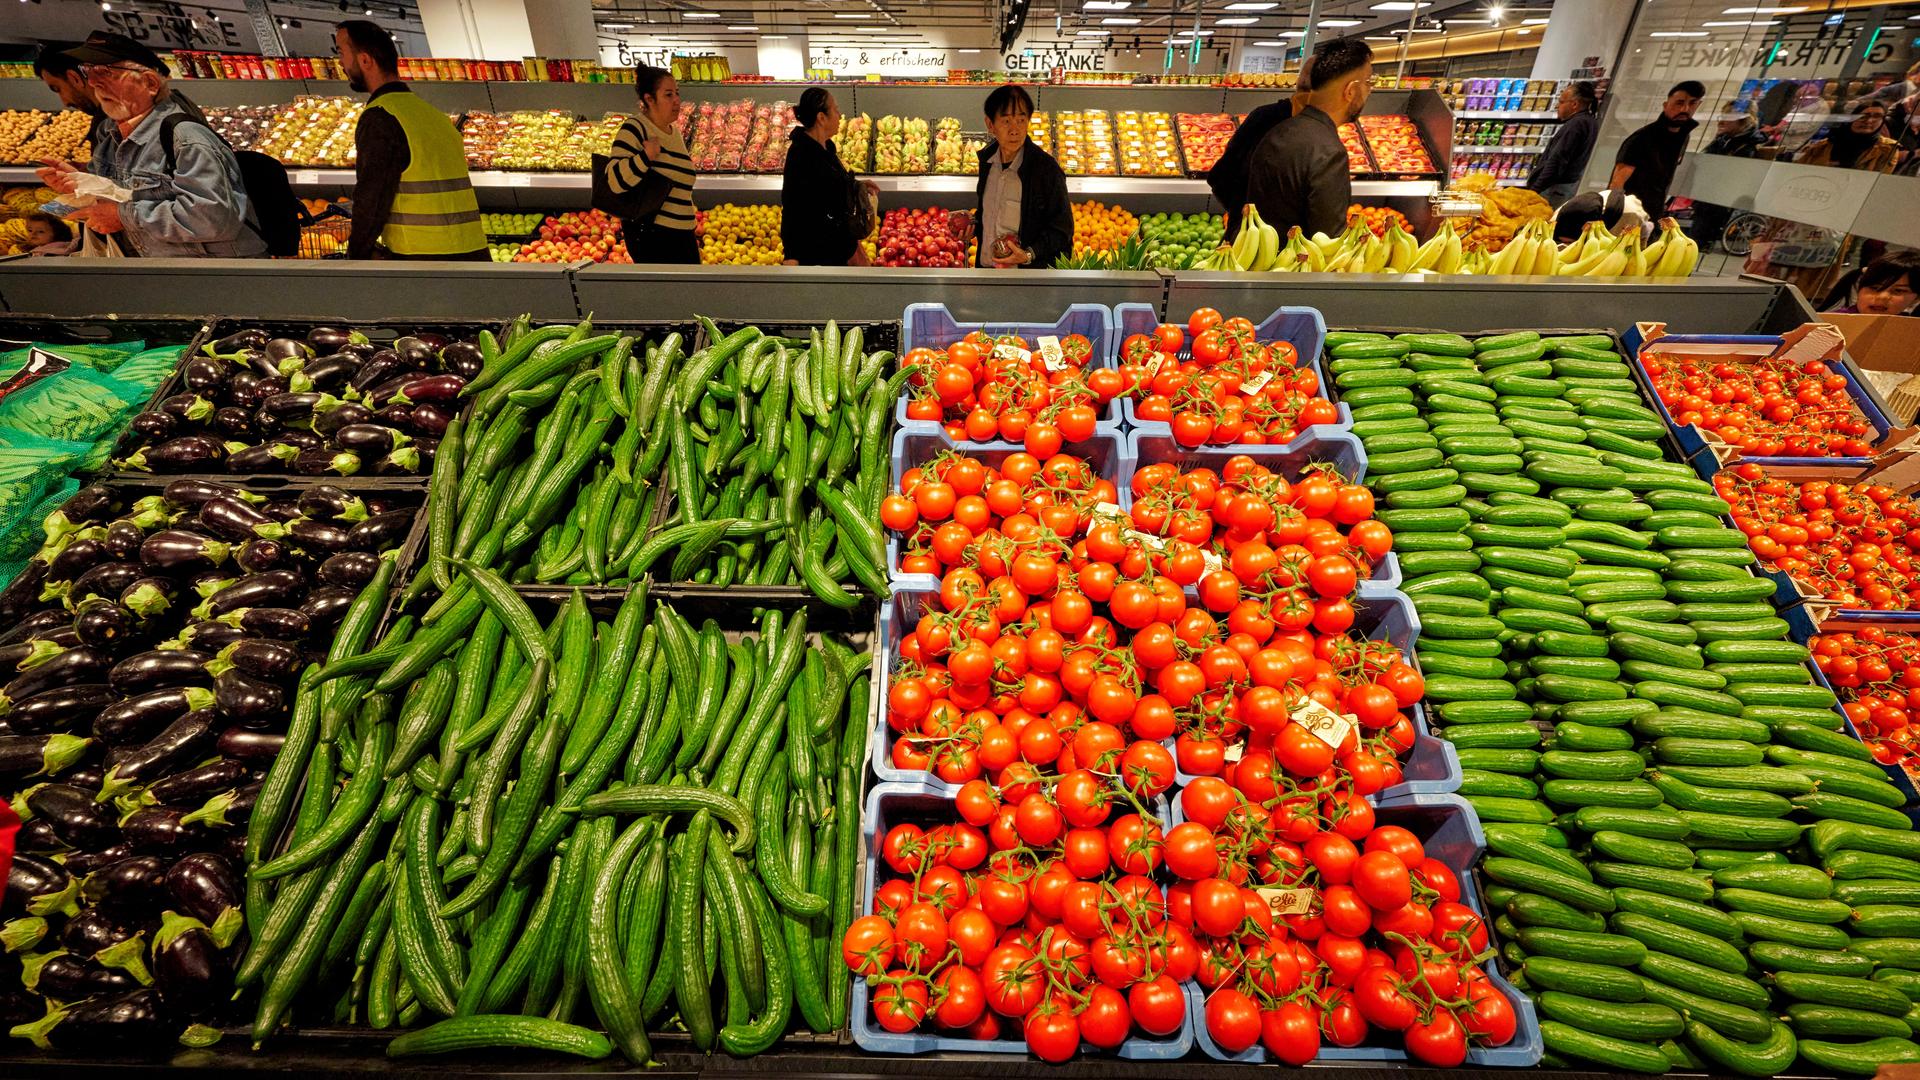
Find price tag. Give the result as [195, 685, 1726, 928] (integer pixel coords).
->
[1223, 742, 1245, 764]
[1037, 335, 1068, 373]
[1199, 548, 1224, 575]
[993, 342, 1033, 364]
[1089, 501, 1127, 526]
[1125, 528, 1169, 555]
[1291, 697, 1354, 750]
[1241, 366, 1275, 394]
[1256, 887, 1316, 917]
[507, 173, 533, 188]
[293, 170, 321, 185]
[1144, 352, 1166, 379]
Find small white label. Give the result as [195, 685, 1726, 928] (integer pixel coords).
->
[993, 342, 1032, 364]
[1223, 742, 1246, 764]
[1199, 548, 1225, 575]
[1037, 336, 1068, 372]
[1256, 887, 1317, 916]
[1241, 367, 1276, 394]
[507, 173, 533, 188]
[1089, 501, 1127, 525]
[1292, 697, 1355, 750]
[294, 170, 320, 185]
[1144, 353, 1167, 378]
[1125, 528, 1169, 554]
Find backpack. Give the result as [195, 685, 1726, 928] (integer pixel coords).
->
[159, 113, 306, 257]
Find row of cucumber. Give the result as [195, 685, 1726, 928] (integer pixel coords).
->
[1333, 327, 1920, 1076]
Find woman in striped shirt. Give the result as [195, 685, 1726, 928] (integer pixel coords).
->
[604, 65, 699, 264]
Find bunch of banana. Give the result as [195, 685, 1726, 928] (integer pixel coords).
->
[1269, 227, 1326, 273]
[1557, 226, 1632, 277]
[1409, 219, 1465, 273]
[1644, 216, 1700, 277]
[1485, 219, 1558, 276]
[1382, 220, 1419, 272]
[1222, 204, 1282, 271]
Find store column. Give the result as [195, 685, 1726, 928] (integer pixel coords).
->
[758, 35, 810, 81]
[1527, 0, 1633, 82]
[416, 0, 597, 61]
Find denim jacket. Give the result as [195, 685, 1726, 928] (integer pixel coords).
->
[89, 98, 266, 258]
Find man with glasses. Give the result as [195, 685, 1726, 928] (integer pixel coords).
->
[34, 36, 262, 257]
[1247, 37, 1373, 241]
[34, 36, 209, 152]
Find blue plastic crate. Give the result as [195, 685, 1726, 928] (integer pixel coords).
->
[849, 778, 1195, 1059]
[1128, 425, 1370, 484]
[884, 426, 1132, 589]
[1620, 326, 1890, 471]
[1114, 303, 1349, 441]
[1185, 792, 1542, 1067]
[897, 303, 1122, 433]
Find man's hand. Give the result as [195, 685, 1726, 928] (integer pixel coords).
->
[861, 180, 880, 197]
[849, 247, 870, 267]
[35, 159, 82, 195]
[76, 200, 123, 235]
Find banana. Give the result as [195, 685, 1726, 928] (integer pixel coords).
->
[1619, 230, 1646, 277]
[1230, 206, 1260, 271]
[1309, 231, 1342, 262]
[1488, 231, 1525, 276]
[1410, 228, 1446, 272]
[1436, 223, 1463, 274]
[1293, 227, 1327, 272]
[1528, 222, 1557, 276]
[1384, 221, 1418, 273]
[1249, 206, 1281, 272]
[1584, 232, 1630, 277]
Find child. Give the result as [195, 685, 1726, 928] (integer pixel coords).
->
[25, 213, 75, 257]
[1825, 251, 1920, 315]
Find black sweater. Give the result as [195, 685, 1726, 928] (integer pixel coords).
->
[973, 139, 1073, 269]
[781, 128, 858, 266]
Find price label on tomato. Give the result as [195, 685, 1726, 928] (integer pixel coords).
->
[1292, 697, 1355, 750]
[1255, 886, 1316, 916]
[1036, 335, 1068, 373]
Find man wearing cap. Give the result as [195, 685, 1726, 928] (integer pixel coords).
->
[334, 20, 486, 260]
[35, 36, 210, 157]
[34, 37, 262, 258]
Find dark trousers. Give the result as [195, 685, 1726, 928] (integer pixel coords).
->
[624, 222, 701, 265]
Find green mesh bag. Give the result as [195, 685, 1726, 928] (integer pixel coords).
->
[0, 432, 88, 538]
[111, 345, 188, 393]
[0, 365, 153, 445]
[0, 340, 148, 376]
[0, 476, 79, 589]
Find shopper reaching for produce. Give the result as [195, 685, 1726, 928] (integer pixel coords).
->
[1246, 36, 1372, 242]
[604, 65, 700, 265]
[1209, 56, 1312, 240]
[972, 84, 1072, 270]
[334, 20, 486, 261]
[781, 87, 876, 267]
[35, 36, 264, 258]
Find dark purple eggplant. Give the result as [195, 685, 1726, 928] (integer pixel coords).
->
[128, 410, 177, 442]
[181, 781, 258, 829]
[317, 550, 380, 589]
[16, 817, 66, 852]
[213, 638, 302, 682]
[199, 569, 305, 620]
[146, 757, 251, 807]
[213, 607, 310, 641]
[387, 371, 464, 406]
[108, 650, 212, 695]
[153, 912, 231, 1016]
[211, 328, 267, 354]
[25, 783, 117, 850]
[119, 577, 178, 621]
[311, 398, 374, 437]
[100, 521, 145, 563]
[331, 423, 409, 457]
[439, 339, 484, 379]
[84, 855, 170, 913]
[291, 446, 361, 477]
[226, 441, 296, 473]
[0, 562, 50, 626]
[346, 510, 414, 553]
[228, 368, 267, 407]
[158, 480, 240, 508]
[392, 334, 437, 368]
[307, 326, 361, 351]
[0, 609, 71, 650]
[138, 529, 232, 573]
[266, 336, 311, 363]
[4, 853, 74, 918]
[182, 352, 228, 391]
[27, 953, 109, 1003]
[164, 852, 242, 928]
[64, 760, 105, 792]
[0, 732, 91, 779]
[0, 989, 38, 1029]
[260, 390, 341, 421]
[127, 434, 230, 473]
[285, 518, 353, 552]
[240, 350, 282, 379]
[123, 806, 211, 853]
[196, 496, 286, 543]
[176, 620, 248, 653]
[189, 569, 239, 603]
[262, 497, 302, 522]
[372, 445, 424, 476]
[45, 486, 121, 535]
[274, 428, 324, 453]
[45, 537, 112, 584]
[349, 346, 405, 392]
[213, 669, 285, 726]
[411, 401, 454, 436]
[216, 728, 284, 761]
[0, 646, 111, 712]
[297, 486, 369, 523]
[61, 846, 129, 878]
[61, 909, 137, 959]
[299, 585, 357, 632]
[158, 392, 215, 422]
[7, 684, 117, 736]
[68, 561, 144, 606]
[296, 353, 361, 393]
[94, 686, 214, 745]
[211, 405, 256, 437]
[371, 400, 415, 428]
[234, 538, 293, 575]
[0, 636, 68, 672]
[99, 710, 219, 800]
[16, 987, 172, 1051]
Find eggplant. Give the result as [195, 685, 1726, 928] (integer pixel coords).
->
[284, 517, 353, 552]
[4, 853, 75, 918]
[0, 989, 38, 1029]
[64, 761, 106, 792]
[128, 410, 177, 442]
[99, 521, 145, 564]
[153, 912, 232, 1016]
[392, 334, 438, 368]
[266, 336, 311, 364]
[331, 423, 408, 457]
[0, 636, 68, 673]
[312, 398, 374, 436]
[298, 352, 361, 392]
[239, 350, 281, 379]
[146, 757, 251, 807]
[25, 783, 117, 850]
[27, 953, 111, 1003]
[158, 392, 215, 422]
[182, 353, 228, 391]
[16, 817, 66, 852]
[218, 606, 311, 642]
[211, 405, 256, 437]
[213, 638, 302, 681]
[0, 603, 67, 649]
[138, 529, 232, 573]
[196, 497, 286, 543]
[0, 732, 92, 779]
[165, 853, 242, 928]
[440, 339, 484, 379]
[45, 537, 112, 584]
[213, 669, 285, 726]
[299, 585, 357, 632]
[61, 909, 137, 959]
[260, 391, 340, 421]
[0, 562, 50, 626]
[411, 401, 454, 436]
[226, 441, 295, 473]
[176, 620, 248, 653]
[182, 781, 259, 829]
[371, 399, 415, 427]
[291, 446, 361, 477]
[123, 807, 211, 853]
[199, 569, 305, 620]
[275, 428, 324, 453]
[346, 510, 414, 553]
[7, 684, 117, 736]
[307, 326, 360, 351]
[233, 538, 292, 575]
[228, 368, 268, 407]
[98, 710, 219, 802]
[216, 728, 284, 761]
[297, 486, 370, 523]
[118, 577, 178, 622]
[16, 987, 171, 1051]
[316, 551, 379, 590]
[387, 372, 464, 407]
[68, 562, 144, 607]
[128, 434, 230, 473]
[109, 650, 211, 695]
[349, 347, 406, 392]
[0, 646, 112, 712]
[211, 328, 267, 354]
[94, 686, 214, 745]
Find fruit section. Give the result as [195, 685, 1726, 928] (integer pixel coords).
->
[0, 110, 91, 165]
[1176, 113, 1238, 175]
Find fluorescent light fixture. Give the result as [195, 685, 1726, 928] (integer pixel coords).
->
[833, 11, 871, 17]
[1215, 17, 1259, 25]
[1249, 40, 1287, 46]
[1722, 5, 1804, 11]
[1224, 1, 1276, 8]
[1702, 18, 1776, 25]
[762, 33, 788, 38]
[1277, 29, 1305, 36]
[1364, 34, 1396, 40]
[1446, 17, 1491, 24]
[1084, 1, 1131, 8]
[602, 22, 634, 30]
[1371, 2, 1430, 9]
[1317, 18, 1362, 26]
[957, 47, 982, 51]
[1650, 30, 1709, 36]
[728, 24, 756, 30]
[1521, 16, 1549, 23]
[1101, 16, 1140, 24]
[681, 10, 719, 17]
[1076, 28, 1109, 35]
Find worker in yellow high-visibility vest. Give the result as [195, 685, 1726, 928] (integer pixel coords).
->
[335, 20, 486, 260]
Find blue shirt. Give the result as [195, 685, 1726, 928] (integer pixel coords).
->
[89, 98, 266, 258]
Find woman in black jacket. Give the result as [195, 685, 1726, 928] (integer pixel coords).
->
[973, 84, 1073, 269]
[781, 88, 871, 266]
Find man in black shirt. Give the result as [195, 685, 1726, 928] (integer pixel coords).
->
[1609, 80, 1704, 214]
[1247, 37, 1372, 240]
[1209, 58, 1312, 238]
[1526, 80, 1599, 206]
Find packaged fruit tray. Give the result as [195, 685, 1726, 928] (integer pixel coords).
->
[1116, 305, 1347, 447]
[896, 303, 1120, 433]
[1185, 792, 1542, 1066]
[1175, 112, 1239, 177]
[1355, 114, 1439, 176]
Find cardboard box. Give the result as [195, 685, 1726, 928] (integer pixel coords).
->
[1826, 312, 1920, 425]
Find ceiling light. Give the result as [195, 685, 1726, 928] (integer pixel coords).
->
[1487, 4, 1504, 20]
[1277, 29, 1305, 36]
[1215, 16, 1258, 25]
[1371, 2, 1430, 9]
[1521, 16, 1548, 23]
[1317, 18, 1361, 26]
[603, 22, 633, 29]
[682, 11, 719, 17]
[762, 33, 787, 38]
[1101, 17, 1140, 24]
[1650, 30, 1709, 36]
[728, 24, 756, 30]
[1364, 34, 1395, 39]
[1224, 1, 1277, 8]
[1076, 28, 1108, 35]
[833, 11, 870, 16]
[1085, 1, 1131, 9]
[1722, 5, 1804, 11]
[957, 47, 982, 52]
[1702, 18, 1775, 25]
[1446, 17, 1491, 24]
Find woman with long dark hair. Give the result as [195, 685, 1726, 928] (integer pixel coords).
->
[780, 87, 872, 266]
[603, 64, 698, 264]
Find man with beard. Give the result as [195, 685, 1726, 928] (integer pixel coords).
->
[1609, 80, 1704, 214]
[33, 36, 261, 257]
[36, 36, 210, 157]
[334, 20, 485, 260]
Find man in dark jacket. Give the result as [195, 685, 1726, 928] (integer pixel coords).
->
[973, 84, 1073, 269]
[1209, 58, 1312, 238]
[1526, 80, 1599, 206]
[1609, 80, 1704, 214]
[1247, 37, 1372, 240]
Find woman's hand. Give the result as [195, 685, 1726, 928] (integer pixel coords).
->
[849, 247, 870, 267]
[642, 134, 662, 160]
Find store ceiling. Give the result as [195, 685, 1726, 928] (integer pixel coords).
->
[593, 0, 1558, 52]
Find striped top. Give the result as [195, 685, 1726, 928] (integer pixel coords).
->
[605, 113, 696, 231]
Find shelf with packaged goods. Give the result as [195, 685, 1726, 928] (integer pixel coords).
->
[1454, 109, 1560, 119]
